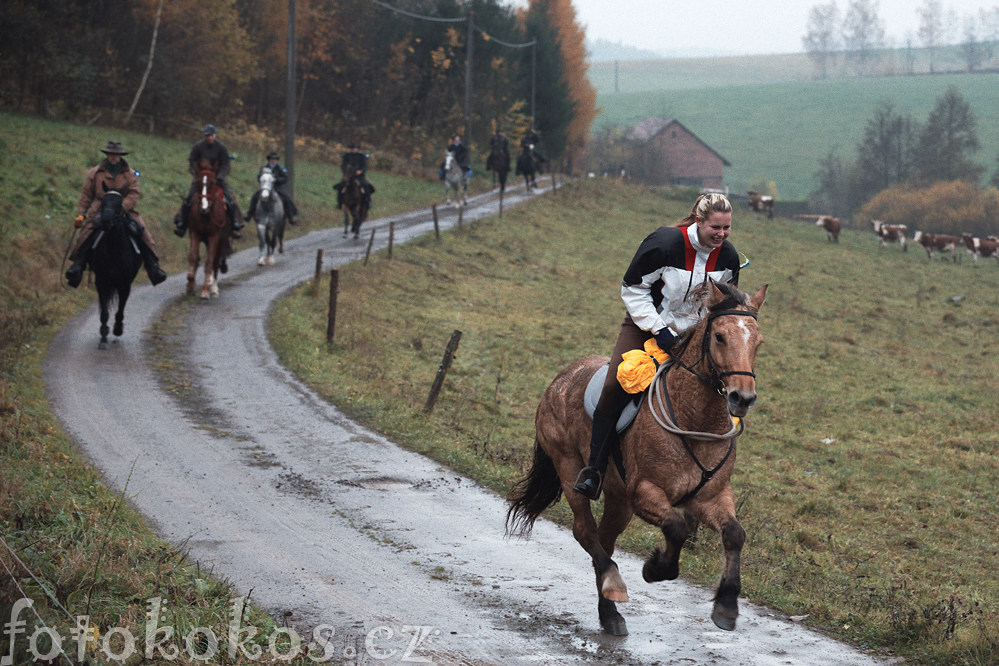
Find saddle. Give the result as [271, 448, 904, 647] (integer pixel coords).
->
[583, 364, 644, 432]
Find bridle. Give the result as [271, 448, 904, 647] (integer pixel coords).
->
[645, 307, 759, 505]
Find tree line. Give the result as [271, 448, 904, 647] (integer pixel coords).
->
[810, 85, 999, 236]
[803, 0, 999, 78]
[0, 0, 596, 167]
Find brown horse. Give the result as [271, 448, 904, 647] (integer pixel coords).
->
[342, 170, 369, 239]
[507, 280, 767, 636]
[187, 158, 230, 298]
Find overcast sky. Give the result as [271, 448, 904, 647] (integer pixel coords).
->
[556, 0, 993, 56]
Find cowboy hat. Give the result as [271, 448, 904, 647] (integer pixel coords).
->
[100, 141, 128, 155]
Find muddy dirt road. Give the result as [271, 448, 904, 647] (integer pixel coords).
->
[45, 185, 888, 664]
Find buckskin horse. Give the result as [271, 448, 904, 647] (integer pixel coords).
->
[507, 280, 767, 636]
[187, 158, 230, 298]
[341, 170, 369, 239]
[86, 186, 143, 349]
[248, 170, 285, 265]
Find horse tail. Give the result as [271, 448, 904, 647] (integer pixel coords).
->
[505, 438, 562, 538]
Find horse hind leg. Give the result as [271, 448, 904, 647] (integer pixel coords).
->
[113, 286, 131, 338]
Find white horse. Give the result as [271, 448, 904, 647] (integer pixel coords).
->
[443, 152, 469, 207]
[249, 171, 285, 266]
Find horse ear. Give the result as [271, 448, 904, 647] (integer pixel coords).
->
[708, 279, 726, 304]
[749, 284, 768, 310]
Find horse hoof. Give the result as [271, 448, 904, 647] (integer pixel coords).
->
[601, 616, 628, 636]
[711, 608, 737, 631]
[98, 341, 108, 350]
[113, 323, 124, 337]
[267, 256, 275, 265]
[257, 257, 266, 266]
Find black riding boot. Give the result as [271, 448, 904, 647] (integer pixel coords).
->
[335, 190, 343, 210]
[173, 203, 189, 238]
[139, 243, 167, 286]
[245, 192, 259, 222]
[574, 407, 619, 500]
[65, 253, 88, 288]
[227, 200, 244, 236]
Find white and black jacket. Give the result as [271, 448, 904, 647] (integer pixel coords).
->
[621, 224, 741, 335]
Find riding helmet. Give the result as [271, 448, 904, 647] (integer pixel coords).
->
[202, 124, 217, 135]
[267, 152, 280, 160]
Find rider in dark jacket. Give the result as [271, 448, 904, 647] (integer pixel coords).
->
[486, 129, 510, 171]
[520, 127, 547, 164]
[246, 152, 298, 224]
[173, 124, 244, 237]
[334, 142, 375, 209]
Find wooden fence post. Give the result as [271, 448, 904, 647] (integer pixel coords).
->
[499, 188, 504, 217]
[388, 221, 394, 259]
[363, 228, 376, 266]
[325, 268, 339, 349]
[432, 204, 440, 240]
[423, 330, 463, 413]
[312, 248, 323, 298]
[458, 205, 464, 228]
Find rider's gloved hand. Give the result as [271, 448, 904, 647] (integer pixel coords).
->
[654, 326, 678, 352]
[74, 215, 85, 228]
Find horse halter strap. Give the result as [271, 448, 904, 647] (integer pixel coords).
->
[700, 309, 759, 395]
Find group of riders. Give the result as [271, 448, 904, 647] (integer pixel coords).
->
[66, 123, 546, 288]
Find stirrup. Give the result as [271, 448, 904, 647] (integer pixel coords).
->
[573, 466, 602, 500]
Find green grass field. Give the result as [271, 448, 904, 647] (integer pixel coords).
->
[590, 62, 999, 202]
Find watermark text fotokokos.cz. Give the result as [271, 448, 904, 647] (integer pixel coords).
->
[2, 596, 440, 663]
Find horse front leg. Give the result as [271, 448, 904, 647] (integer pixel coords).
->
[687, 488, 744, 630]
[632, 479, 688, 583]
[594, 482, 634, 635]
[186, 235, 200, 296]
[201, 237, 216, 299]
[257, 223, 267, 265]
[98, 295, 110, 350]
[113, 285, 131, 338]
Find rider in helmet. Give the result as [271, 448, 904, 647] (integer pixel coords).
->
[333, 142, 375, 209]
[173, 124, 245, 238]
[486, 128, 510, 171]
[246, 152, 298, 225]
[446, 134, 472, 179]
[65, 140, 167, 288]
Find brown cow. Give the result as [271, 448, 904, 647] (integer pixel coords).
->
[913, 230, 961, 262]
[961, 233, 999, 265]
[871, 220, 907, 252]
[816, 215, 841, 242]
[747, 190, 774, 219]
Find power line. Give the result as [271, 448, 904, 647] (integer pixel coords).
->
[474, 25, 535, 49]
[366, 0, 466, 23]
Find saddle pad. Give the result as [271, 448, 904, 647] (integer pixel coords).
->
[583, 364, 643, 433]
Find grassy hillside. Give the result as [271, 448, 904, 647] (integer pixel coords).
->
[590, 64, 999, 202]
[271, 181, 998, 665]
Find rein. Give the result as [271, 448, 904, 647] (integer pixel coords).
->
[646, 308, 758, 505]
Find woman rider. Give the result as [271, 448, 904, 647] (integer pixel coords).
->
[574, 193, 742, 500]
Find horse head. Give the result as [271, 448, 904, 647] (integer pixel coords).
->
[259, 170, 275, 200]
[97, 185, 127, 231]
[195, 158, 220, 214]
[692, 281, 768, 417]
[444, 152, 455, 172]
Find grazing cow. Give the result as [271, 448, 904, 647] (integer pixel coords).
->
[961, 233, 999, 265]
[913, 230, 962, 262]
[816, 215, 841, 242]
[871, 220, 908, 252]
[747, 190, 774, 219]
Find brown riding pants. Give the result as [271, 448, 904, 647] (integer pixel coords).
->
[597, 313, 654, 413]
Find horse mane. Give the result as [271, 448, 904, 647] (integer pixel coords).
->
[707, 280, 751, 312]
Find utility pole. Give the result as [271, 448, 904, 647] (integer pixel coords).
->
[285, 0, 297, 198]
[465, 11, 474, 144]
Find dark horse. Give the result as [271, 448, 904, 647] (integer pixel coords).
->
[87, 186, 143, 349]
[507, 281, 767, 636]
[486, 144, 511, 193]
[342, 170, 369, 239]
[187, 158, 231, 298]
[516, 144, 543, 191]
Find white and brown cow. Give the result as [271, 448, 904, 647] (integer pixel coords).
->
[871, 220, 908, 252]
[961, 233, 999, 265]
[816, 215, 841, 242]
[747, 190, 774, 219]
[913, 230, 962, 262]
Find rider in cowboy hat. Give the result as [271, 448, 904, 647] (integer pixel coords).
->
[334, 142, 375, 209]
[246, 151, 298, 225]
[65, 140, 167, 288]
